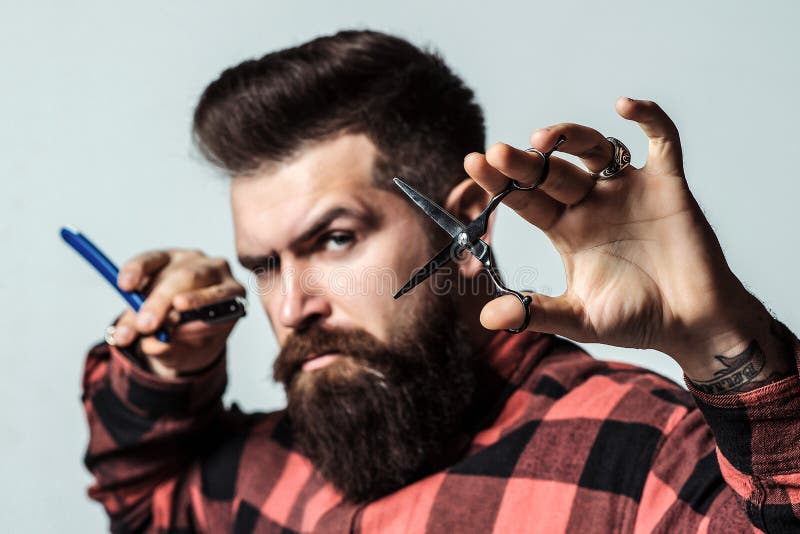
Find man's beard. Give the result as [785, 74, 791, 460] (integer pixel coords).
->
[273, 291, 475, 503]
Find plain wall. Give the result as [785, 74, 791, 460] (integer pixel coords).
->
[2, 0, 799, 530]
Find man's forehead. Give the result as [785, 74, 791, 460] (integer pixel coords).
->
[230, 134, 384, 254]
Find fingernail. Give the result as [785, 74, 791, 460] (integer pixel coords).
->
[114, 325, 132, 345]
[118, 272, 135, 289]
[137, 312, 156, 331]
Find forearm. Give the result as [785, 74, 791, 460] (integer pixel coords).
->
[82, 341, 227, 528]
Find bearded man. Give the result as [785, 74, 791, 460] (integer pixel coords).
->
[82, 30, 800, 533]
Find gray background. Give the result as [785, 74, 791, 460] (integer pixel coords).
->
[2, 0, 798, 531]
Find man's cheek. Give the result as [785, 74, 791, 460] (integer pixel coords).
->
[326, 266, 356, 298]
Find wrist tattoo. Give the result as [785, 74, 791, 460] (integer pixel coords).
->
[694, 340, 766, 395]
[692, 341, 768, 395]
[692, 320, 796, 395]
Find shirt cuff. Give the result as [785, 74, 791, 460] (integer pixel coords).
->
[107, 344, 227, 418]
[685, 322, 800, 477]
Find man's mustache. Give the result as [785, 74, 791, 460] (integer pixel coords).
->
[273, 326, 388, 385]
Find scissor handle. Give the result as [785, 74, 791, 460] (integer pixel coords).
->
[510, 135, 568, 192]
[483, 253, 533, 334]
[503, 292, 532, 334]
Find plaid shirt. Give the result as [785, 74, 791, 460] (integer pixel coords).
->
[82, 327, 800, 533]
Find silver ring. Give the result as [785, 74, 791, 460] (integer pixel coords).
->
[593, 137, 631, 180]
[104, 325, 117, 346]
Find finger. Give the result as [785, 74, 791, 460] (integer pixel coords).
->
[615, 97, 684, 176]
[480, 292, 586, 339]
[464, 152, 564, 231]
[118, 251, 171, 291]
[529, 123, 614, 174]
[485, 142, 596, 206]
[173, 280, 246, 312]
[139, 317, 233, 357]
[136, 265, 223, 334]
[111, 309, 138, 346]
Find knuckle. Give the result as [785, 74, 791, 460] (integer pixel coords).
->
[138, 338, 162, 357]
[117, 310, 137, 325]
[186, 248, 206, 258]
[209, 256, 230, 272]
[173, 248, 205, 263]
[144, 291, 171, 311]
[141, 249, 165, 264]
[540, 171, 568, 194]
[213, 285, 227, 296]
[577, 143, 609, 161]
[119, 259, 141, 275]
[183, 267, 202, 285]
[181, 264, 211, 286]
[174, 291, 194, 308]
[486, 142, 512, 163]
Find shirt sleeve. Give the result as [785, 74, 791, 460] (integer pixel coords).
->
[82, 341, 228, 532]
[684, 321, 800, 532]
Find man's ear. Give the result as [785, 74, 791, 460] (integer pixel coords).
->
[444, 178, 493, 278]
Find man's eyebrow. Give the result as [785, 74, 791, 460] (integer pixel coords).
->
[290, 206, 358, 250]
[237, 252, 278, 272]
[237, 206, 371, 270]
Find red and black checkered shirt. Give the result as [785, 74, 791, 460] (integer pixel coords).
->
[82, 328, 800, 533]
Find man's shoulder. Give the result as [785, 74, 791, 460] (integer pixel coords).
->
[525, 334, 696, 408]
[493, 334, 699, 440]
[454, 335, 703, 483]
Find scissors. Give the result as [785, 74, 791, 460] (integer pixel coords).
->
[393, 135, 566, 334]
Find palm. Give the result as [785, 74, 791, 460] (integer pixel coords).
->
[551, 168, 704, 349]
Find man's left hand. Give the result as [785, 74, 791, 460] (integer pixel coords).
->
[467, 97, 792, 384]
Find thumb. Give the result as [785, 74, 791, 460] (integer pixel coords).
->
[480, 292, 585, 337]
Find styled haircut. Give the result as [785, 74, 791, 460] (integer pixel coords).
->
[192, 29, 485, 203]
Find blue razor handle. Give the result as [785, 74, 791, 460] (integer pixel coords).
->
[60, 226, 171, 342]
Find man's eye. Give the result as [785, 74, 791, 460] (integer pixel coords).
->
[253, 256, 280, 276]
[322, 231, 354, 251]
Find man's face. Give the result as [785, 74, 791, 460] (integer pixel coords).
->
[231, 134, 433, 348]
[231, 133, 476, 503]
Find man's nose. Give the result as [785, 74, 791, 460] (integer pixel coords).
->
[278, 265, 331, 331]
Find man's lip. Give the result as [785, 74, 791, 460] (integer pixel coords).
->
[301, 352, 342, 372]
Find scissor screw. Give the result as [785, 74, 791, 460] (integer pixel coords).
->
[457, 232, 470, 246]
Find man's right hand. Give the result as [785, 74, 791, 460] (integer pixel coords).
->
[110, 249, 246, 379]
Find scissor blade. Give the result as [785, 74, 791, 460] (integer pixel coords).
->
[393, 177, 465, 238]
[394, 240, 458, 299]
[469, 239, 490, 262]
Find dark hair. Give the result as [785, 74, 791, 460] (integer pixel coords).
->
[192, 30, 485, 203]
